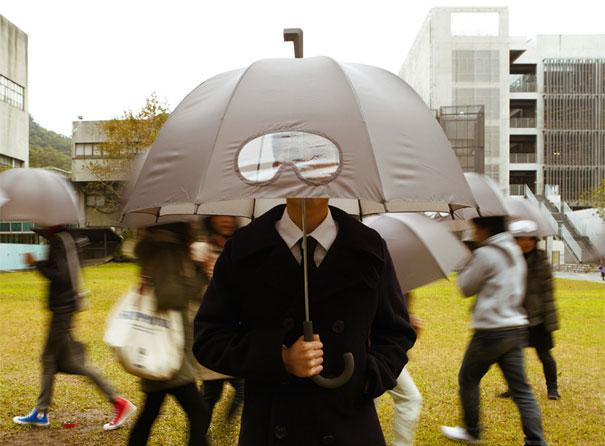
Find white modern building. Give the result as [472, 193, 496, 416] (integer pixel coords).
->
[400, 7, 511, 188]
[400, 7, 604, 204]
[0, 14, 28, 169]
[400, 7, 605, 263]
[510, 35, 605, 207]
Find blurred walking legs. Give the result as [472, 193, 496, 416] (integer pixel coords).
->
[202, 379, 244, 425]
[388, 367, 422, 446]
[128, 383, 209, 446]
[459, 329, 547, 445]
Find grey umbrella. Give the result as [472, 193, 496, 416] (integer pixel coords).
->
[454, 173, 509, 221]
[122, 58, 475, 225]
[123, 34, 476, 388]
[0, 168, 83, 226]
[0, 187, 8, 207]
[505, 197, 557, 237]
[364, 214, 470, 293]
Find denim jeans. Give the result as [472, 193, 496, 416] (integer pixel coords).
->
[459, 328, 548, 446]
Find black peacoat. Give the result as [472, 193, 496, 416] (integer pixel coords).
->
[193, 205, 416, 446]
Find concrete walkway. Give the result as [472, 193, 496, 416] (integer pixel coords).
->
[555, 271, 605, 284]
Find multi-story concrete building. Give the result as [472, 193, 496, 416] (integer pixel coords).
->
[510, 35, 605, 207]
[400, 7, 605, 207]
[71, 120, 127, 227]
[400, 7, 511, 186]
[0, 14, 28, 169]
[0, 15, 40, 270]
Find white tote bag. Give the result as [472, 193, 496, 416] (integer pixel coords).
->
[104, 286, 184, 381]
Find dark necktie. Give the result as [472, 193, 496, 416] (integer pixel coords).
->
[298, 236, 319, 275]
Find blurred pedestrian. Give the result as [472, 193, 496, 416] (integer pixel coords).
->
[194, 199, 416, 446]
[498, 220, 560, 400]
[599, 259, 605, 281]
[441, 216, 548, 446]
[191, 215, 245, 425]
[382, 293, 423, 446]
[128, 223, 210, 446]
[12, 226, 136, 430]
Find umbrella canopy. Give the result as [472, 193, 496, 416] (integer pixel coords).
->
[505, 197, 557, 237]
[0, 187, 9, 207]
[123, 56, 475, 225]
[454, 173, 509, 220]
[0, 168, 83, 226]
[364, 214, 471, 293]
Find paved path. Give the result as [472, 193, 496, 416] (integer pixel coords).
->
[555, 271, 605, 284]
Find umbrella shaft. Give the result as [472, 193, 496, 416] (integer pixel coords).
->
[301, 199, 310, 322]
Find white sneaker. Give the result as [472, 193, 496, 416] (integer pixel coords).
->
[440, 426, 482, 444]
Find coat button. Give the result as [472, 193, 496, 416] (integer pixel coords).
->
[274, 425, 287, 440]
[282, 317, 295, 331]
[321, 434, 335, 444]
[332, 320, 345, 334]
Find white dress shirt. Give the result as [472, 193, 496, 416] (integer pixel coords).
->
[275, 207, 339, 266]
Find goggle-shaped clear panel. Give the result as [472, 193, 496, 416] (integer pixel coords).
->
[237, 132, 341, 185]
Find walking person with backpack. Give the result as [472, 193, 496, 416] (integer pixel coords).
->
[498, 220, 560, 400]
[127, 223, 210, 446]
[12, 225, 136, 430]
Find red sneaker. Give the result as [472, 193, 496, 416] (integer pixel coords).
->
[103, 397, 137, 431]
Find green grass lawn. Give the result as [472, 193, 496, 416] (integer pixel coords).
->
[0, 263, 603, 445]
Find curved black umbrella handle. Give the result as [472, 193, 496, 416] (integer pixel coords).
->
[303, 321, 355, 389]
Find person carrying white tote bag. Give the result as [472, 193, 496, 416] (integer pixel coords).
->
[113, 223, 210, 446]
[105, 284, 185, 381]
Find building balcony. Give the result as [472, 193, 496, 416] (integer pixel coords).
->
[509, 152, 537, 163]
[510, 117, 536, 128]
[510, 74, 537, 93]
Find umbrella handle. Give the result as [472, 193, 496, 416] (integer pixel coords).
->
[303, 321, 355, 389]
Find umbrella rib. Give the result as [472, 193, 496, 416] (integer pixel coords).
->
[328, 59, 386, 209]
[196, 63, 258, 203]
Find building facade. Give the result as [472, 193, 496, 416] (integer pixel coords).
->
[0, 14, 35, 270]
[72, 120, 127, 227]
[0, 14, 28, 169]
[401, 8, 605, 207]
[400, 7, 511, 187]
[511, 36, 605, 207]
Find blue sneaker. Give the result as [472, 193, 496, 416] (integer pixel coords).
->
[13, 408, 49, 427]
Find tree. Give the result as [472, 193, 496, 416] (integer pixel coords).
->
[28, 115, 72, 171]
[85, 94, 169, 214]
[581, 179, 605, 221]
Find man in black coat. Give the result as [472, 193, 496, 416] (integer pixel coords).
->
[193, 200, 416, 446]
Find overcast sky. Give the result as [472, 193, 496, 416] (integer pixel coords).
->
[2, 0, 604, 136]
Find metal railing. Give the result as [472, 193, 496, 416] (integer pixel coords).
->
[524, 185, 540, 206]
[544, 184, 561, 212]
[510, 117, 537, 128]
[541, 203, 560, 233]
[510, 74, 537, 93]
[560, 225, 583, 261]
[562, 201, 587, 237]
[509, 153, 537, 163]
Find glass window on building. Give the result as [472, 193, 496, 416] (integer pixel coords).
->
[0, 154, 25, 168]
[92, 144, 104, 157]
[86, 194, 105, 207]
[0, 74, 25, 110]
